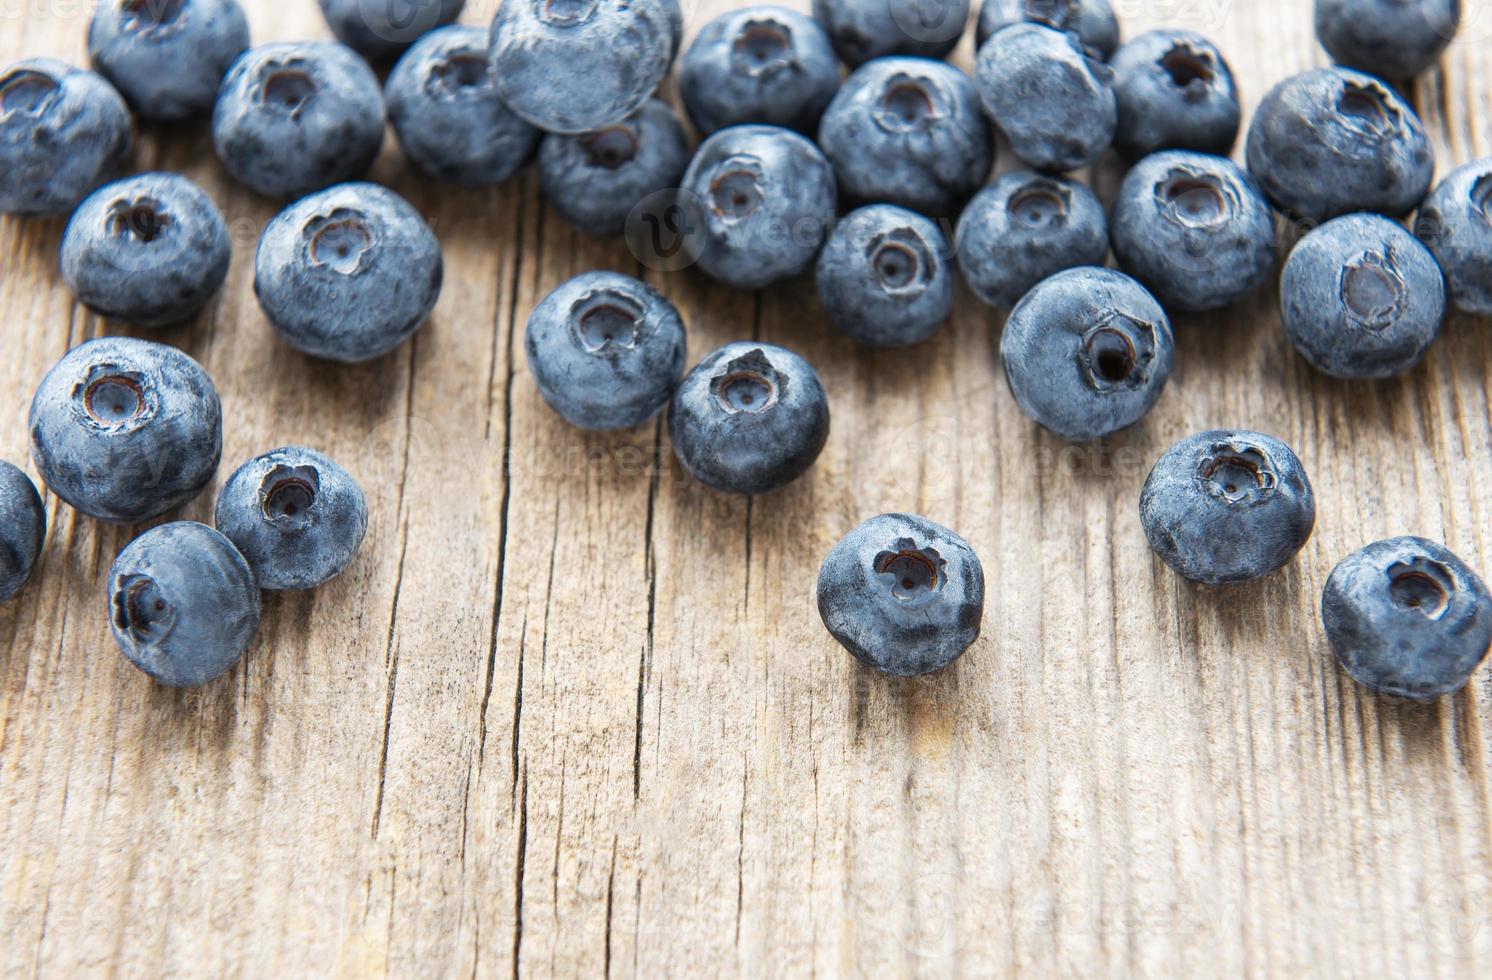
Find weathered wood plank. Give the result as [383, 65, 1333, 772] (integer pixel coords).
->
[3, 1, 1492, 977]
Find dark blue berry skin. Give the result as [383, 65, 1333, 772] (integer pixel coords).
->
[215, 447, 368, 591]
[679, 125, 837, 290]
[1281, 213, 1445, 379]
[1316, 0, 1459, 80]
[526, 271, 687, 430]
[0, 59, 132, 217]
[1110, 30, 1240, 162]
[669, 342, 830, 495]
[1111, 151, 1277, 314]
[0, 462, 46, 603]
[975, 23, 1116, 173]
[108, 521, 259, 688]
[811, 0, 970, 67]
[975, 0, 1120, 59]
[1414, 158, 1492, 316]
[213, 42, 385, 200]
[319, 0, 465, 63]
[1000, 267, 1173, 442]
[88, 0, 249, 120]
[490, 0, 680, 134]
[815, 204, 952, 347]
[680, 6, 840, 137]
[817, 513, 984, 677]
[61, 173, 230, 328]
[255, 183, 443, 363]
[1140, 430, 1316, 586]
[818, 57, 991, 217]
[539, 99, 690, 238]
[955, 170, 1107, 310]
[29, 337, 222, 524]
[386, 26, 538, 186]
[1324, 536, 1492, 701]
[1245, 67, 1434, 224]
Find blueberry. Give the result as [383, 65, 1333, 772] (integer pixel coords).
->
[318, 0, 465, 63]
[108, 521, 259, 687]
[61, 173, 230, 328]
[811, 0, 970, 67]
[817, 512, 984, 676]
[1323, 536, 1492, 701]
[213, 42, 385, 199]
[1000, 267, 1173, 441]
[539, 99, 690, 238]
[669, 341, 830, 494]
[386, 26, 538, 186]
[29, 337, 221, 524]
[1315, 0, 1459, 80]
[1281, 213, 1445, 379]
[1140, 430, 1316, 585]
[955, 170, 1107, 309]
[255, 183, 443, 363]
[1245, 67, 1434, 224]
[0, 462, 46, 603]
[525, 270, 687, 430]
[818, 56, 991, 217]
[0, 59, 132, 216]
[975, 23, 1116, 172]
[679, 124, 837, 290]
[490, 0, 680, 134]
[680, 6, 840, 137]
[1110, 151, 1276, 314]
[1109, 29, 1240, 162]
[815, 204, 952, 347]
[1414, 158, 1492, 315]
[975, 0, 1119, 59]
[215, 446, 368, 590]
[88, 0, 249, 120]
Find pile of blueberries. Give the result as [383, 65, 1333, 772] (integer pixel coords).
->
[0, 0, 1489, 704]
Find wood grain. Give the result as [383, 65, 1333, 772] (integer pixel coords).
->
[4, 1, 1492, 976]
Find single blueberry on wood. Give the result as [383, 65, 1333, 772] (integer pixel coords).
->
[108, 521, 260, 687]
[818, 513, 985, 676]
[1110, 29, 1241, 162]
[0, 461, 46, 603]
[1414, 158, 1492, 316]
[815, 204, 953, 347]
[1323, 536, 1492, 701]
[89, 0, 250, 120]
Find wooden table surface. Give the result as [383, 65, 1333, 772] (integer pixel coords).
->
[4, 1, 1492, 976]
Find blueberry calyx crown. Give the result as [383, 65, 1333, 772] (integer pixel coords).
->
[1156, 170, 1231, 230]
[429, 50, 491, 98]
[873, 538, 946, 601]
[1158, 42, 1216, 98]
[1197, 441, 1278, 503]
[120, 0, 187, 33]
[107, 196, 172, 244]
[732, 19, 795, 77]
[875, 75, 941, 133]
[571, 290, 644, 353]
[1386, 557, 1456, 620]
[1336, 79, 1400, 142]
[581, 126, 639, 171]
[711, 349, 782, 415]
[1009, 180, 1071, 228]
[259, 60, 317, 116]
[0, 69, 58, 116]
[307, 208, 375, 276]
[1080, 314, 1155, 391]
[868, 228, 931, 295]
[708, 158, 764, 220]
[538, 0, 599, 29]
[1339, 248, 1406, 329]
[113, 573, 176, 644]
[77, 366, 151, 429]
